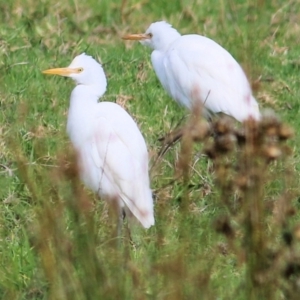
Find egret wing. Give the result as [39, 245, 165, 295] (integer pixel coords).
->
[91, 102, 154, 228]
[163, 35, 258, 121]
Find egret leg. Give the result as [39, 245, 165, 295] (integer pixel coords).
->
[124, 221, 134, 248]
[122, 208, 139, 250]
[155, 116, 188, 160]
[107, 197, 124, 249]
[157, 127, 183, 158]
[116, 209, 125, 248]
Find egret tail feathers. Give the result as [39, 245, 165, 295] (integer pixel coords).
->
[120, 188, 154, 229]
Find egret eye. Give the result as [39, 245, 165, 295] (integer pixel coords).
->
[77, 67, 84, 73]
[148, 33, 153, 38]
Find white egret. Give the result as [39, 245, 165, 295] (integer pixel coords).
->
[123, 21, 260, 122]
[42, 53, 154, 229]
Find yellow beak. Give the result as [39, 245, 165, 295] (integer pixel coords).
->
[42, 67, 79, 76]
[122, 33, 150, 41]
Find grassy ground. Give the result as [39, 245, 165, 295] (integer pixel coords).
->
[1, 0, 300, 299]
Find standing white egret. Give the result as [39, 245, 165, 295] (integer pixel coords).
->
[42, 53, 154, 229]
[123, 21, 260, 122]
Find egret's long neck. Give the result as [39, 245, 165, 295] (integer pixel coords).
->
[155, 30, 181, 52]
[72, 83, 107, 105]
[67, 84, 104, 147]
[163, 32, 180, 50]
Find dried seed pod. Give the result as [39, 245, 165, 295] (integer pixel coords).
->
[234, 128, 246, 146]
[278, 124, 294, 140]
[213, 116, 234, 135]
[260, 109, 281, 136]
[265, 125, 280, 137]
[235, 175, 249, 191]
[190, 120, 211, 142]
[215, 133, 236, 153]
[263, 145, 282, 160]
[203, 141, 217, 159]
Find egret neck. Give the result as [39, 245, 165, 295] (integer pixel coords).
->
[67, 84, 104, 148]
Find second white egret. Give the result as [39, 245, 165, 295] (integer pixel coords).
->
[123, 21, 260, 122]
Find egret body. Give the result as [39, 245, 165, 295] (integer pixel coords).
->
[123, 21, 260, 122]
[43, 53, 154, 228]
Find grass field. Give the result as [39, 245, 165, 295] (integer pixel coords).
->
[1, 0, 300, 299]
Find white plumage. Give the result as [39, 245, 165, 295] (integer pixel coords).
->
[43, 53, 154, 228]
[123, 21, 260, 122]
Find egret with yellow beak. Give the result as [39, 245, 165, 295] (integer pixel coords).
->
[43, 53, 154, 229]
[123, 21, 260, 122]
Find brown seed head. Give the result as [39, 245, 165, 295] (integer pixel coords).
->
[190, 120, 211, 142]
[203, 141, 217, 159]
[234, 128, 246, 146]
[278, 124, 294, 140]
[260, 109, 281, 136]
[213, 116, 234, 135]
[215, 134, 236, 153]
[235, 175, 249, 191]
[263, 145, 282, 160]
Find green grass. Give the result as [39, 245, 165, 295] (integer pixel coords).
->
[1, 0, 300, 299]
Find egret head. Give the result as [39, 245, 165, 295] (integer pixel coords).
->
[42, 53, 107, 89]
[122, 21, 181, 51]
